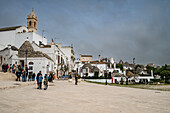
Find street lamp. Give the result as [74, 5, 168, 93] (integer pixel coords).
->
[105, 58, 108, 85]
[24, 47, 28, 82]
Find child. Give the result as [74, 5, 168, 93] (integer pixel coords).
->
[44, 74, 49, 90]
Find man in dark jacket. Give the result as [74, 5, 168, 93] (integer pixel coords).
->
[36, 71, 42, 89]
[16, 70, 20, 81]
[75, 74, 78, 85]
[25, 65, 28, 81]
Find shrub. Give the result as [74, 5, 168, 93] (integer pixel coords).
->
[126, 78, 128, 85]
[148, 81, 154, 85]
[165, 80, 170, 84]
[84, 76, 111, 79]
[160, 80, 165, 83]
[150, 79, 160, 82]
[120, 77, 124, 85]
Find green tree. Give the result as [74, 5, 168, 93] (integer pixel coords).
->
[157, 64, 170, 83]
[120, 77, 124, 85]
[60, 65, 69, 75]
[94, 72, 99, 78]
[116, 64, 123, 70]
[146, 65, 158, 75]
[160, 70, 170, 80]
[126, 78, 128, 85]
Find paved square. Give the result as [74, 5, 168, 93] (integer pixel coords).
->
[0, 81, 170, 113]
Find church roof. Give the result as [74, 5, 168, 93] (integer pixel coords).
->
[80, 55, 92, 57]
[81, 63, 99, 73]
[19, 40, 34, 53]
[0, 26, 22, 32]
[126, 71, 134, 77]
[0, 46, 18, 52]
[18, 40, 53, 61]
[82, 63, 92, 69]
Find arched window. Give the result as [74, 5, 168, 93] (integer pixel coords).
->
[23, 30, 26, 32]
[29, 62, 34, 65]
[29, 21, 32, 26]
[34, 22, 36, 27]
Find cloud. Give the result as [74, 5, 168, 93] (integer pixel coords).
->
[0, 0, 169, 66]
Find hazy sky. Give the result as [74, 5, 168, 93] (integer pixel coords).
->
[0, 0, 170, 66]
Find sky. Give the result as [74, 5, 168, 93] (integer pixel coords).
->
[0, 0, 170, 66]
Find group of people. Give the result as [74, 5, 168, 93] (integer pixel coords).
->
[2, 63, 10, 72]
[2, 63, 18, 73]
[2, 63, 78, 89]
[1, 63, 37, 82]
[36, 71, 53, 90]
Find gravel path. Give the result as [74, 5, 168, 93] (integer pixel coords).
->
[0, 80, 170, 113]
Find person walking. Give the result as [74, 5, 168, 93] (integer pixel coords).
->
[9, 64, 12, 72]
[12, 64, 16, 74]
[16, 70, 20, 81]
[6, 64, 9, 72]
[25, 65, 28, 81]
[22, 69, 26, 82]
[49, 73, 53, 82]
[38, 74, 43, 90]
[32, 73, 35, 81]
[3, 63, 7, 72]
[44, 74, 49, 90]
[2, 63, 5, 72]
[36, 71, 42, 89]
[75, 74, 78, 85]
[18, 65, 22, 78]
[28, 72, 32, 81]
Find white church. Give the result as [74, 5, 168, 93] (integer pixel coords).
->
[0, 10, 75, 77]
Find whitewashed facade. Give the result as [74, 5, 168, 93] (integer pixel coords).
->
[0, 26, 47, 50]
[0, 10, 75, 77]
[61, 46, 75, 73]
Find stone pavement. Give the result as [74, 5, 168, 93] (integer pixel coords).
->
[0, 80, 170, 113]
[0, 81, 36, 90]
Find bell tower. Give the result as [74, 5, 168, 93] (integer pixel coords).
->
[27, 9, 37, 32]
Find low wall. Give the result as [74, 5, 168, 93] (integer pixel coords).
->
[85, 79, 112, 83]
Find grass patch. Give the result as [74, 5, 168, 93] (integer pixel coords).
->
[85, 80, 170, 91]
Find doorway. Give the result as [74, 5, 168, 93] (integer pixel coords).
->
[20, 60, 24, 67]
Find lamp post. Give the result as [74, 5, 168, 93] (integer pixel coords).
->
[25, 48, 28, 82]
[105, 58, 108, 85]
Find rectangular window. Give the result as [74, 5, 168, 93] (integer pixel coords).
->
[58, 56, 60, 64]
[29, 66, 33, 70]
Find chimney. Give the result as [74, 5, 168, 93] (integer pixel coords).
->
[52, 38, 54, 45]
[99, 55, 101, 62]
[8, 44, 11, 49]
[151, 70, 153, 77]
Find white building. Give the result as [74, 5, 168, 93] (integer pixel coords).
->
[0, 10, 47, 50]
[0, 40, 53, 76]
[61, 45, 75, 73]
[0, 10, 75, 77]
[75, 55, 124, 77]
